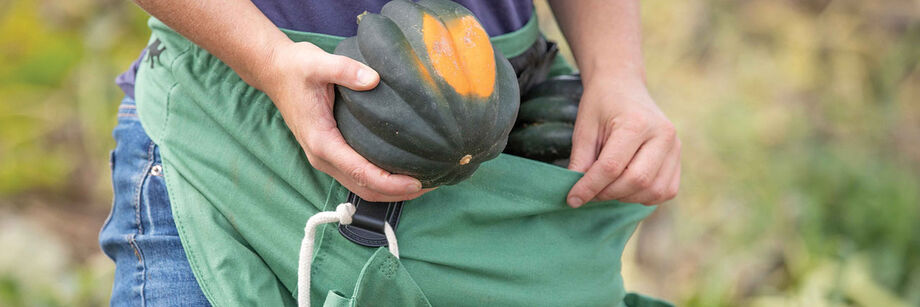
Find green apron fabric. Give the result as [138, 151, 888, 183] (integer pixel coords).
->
[321, 248, 432, 307]
[134, 13, 670, 307]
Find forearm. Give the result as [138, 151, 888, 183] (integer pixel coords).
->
[547, 0, 645, 86]
[133, 0, 291, 91]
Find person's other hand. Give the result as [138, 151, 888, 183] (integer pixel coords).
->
[566, 76, 680, 207]
[257, 41, 430, 202]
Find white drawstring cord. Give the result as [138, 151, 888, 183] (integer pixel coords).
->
[297, 202, 399, 307]
[298, 203, 356, 307]
[382, 222, 399, 258]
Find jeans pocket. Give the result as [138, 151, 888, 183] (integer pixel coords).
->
[139, 148, 176, 236]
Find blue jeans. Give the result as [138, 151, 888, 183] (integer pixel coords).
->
[99, 96, 210, 306]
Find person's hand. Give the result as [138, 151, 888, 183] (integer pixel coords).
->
[256, 41, 430, 202]
[566, 76, 681, 207]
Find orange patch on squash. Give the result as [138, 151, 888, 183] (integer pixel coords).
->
[412, 51, 437, 88]
[422, 14, 495, 98]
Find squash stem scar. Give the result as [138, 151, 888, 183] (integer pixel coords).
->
[459, 154, 472, 165]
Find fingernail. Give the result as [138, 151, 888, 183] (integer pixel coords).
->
[567, 196, 583, 208]
[406, 182, 421, 192]
[357, 68, 376, 86]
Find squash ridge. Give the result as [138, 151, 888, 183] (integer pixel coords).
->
[337, 28, 457, 160]
[379, 1, 467, 149]
[335, 103, 454, 176]
[335, 39, 452, 161]
[341, 85, 455, 160]
[415, 0, 503, 153]
[406, 1, 478, 147]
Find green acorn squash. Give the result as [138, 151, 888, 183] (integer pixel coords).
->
[516, 96, 578, 125]
[334, 0, 520, 188]
[507, 122, 575, 162]
[522, 74, 583, 101]
[504, 74, 582, 167]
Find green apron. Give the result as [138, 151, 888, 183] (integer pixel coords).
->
[134, 12, 671, 307]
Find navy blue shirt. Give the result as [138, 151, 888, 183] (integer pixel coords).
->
[118, 0, 533, 98]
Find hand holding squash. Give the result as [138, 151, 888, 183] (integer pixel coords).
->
[261, 41, 429, 202]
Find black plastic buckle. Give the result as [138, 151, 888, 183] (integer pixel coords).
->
[338, 192, 403, 247]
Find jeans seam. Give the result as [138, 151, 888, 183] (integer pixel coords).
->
[128, 234, 147, 307]
[145, 150, 160, 235]
[134, 141, 156, 235]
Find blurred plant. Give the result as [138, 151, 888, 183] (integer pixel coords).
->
[0, 0, 148, 199]
[620, 0, 920, 306]
[0, 215, 113, 306]
[0, 0, 148, 304]
[749, 255, 910, 307]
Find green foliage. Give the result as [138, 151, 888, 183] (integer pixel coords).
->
[620, 0, 920, 306]
[0, 0, 149, 197]
[797, 149, 920, 300]
[0, 0, 146, 305]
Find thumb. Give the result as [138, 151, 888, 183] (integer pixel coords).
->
[312, 54, 379, 91]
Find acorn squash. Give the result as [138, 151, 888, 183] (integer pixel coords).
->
[334, 0, 520, 187]
[504, 74, 582, 167]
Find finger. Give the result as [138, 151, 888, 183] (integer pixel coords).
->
[595, 135, 674, 202]
[310, 54, 379, 90]
[657, 141, 682, 204]
[344, 185, 432, 202]
[567, 124, 647, 207]
[568, 116, 599, 173]
[405, 188, 438, 201]
[666, 159, 681, 201]
[310, 134, 422, 196]
[345, 187, 404, 202]
[337, 179, 437, 203]
[308, 149, 419, 202]
[617, 141, 680, 205]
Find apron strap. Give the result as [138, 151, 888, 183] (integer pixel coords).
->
[338, 192, 404, 247]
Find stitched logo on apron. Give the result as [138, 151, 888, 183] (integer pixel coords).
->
[147, 38, 166, 69]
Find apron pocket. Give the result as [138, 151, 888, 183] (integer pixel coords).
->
[322, 248, 432, 307]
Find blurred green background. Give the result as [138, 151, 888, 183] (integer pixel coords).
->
[0, 0, 917, 306]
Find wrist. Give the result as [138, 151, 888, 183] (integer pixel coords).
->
[238, 35, 295, 94]
[581, 69, 647, 95]
[580, 60, 646, 89]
